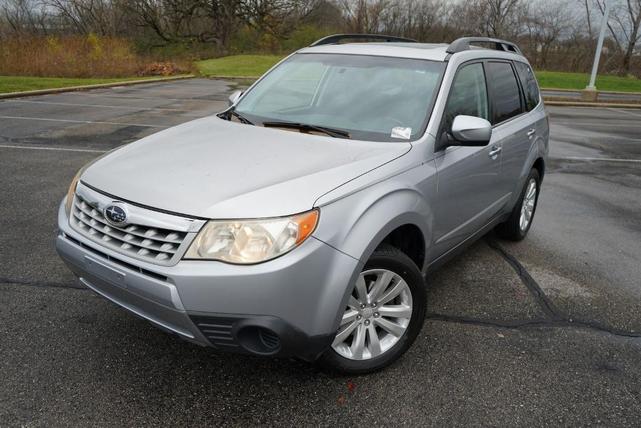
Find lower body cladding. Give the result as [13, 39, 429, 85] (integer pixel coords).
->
[56, 203, 361, 361]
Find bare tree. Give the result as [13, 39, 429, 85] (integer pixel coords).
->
[341, 0, 389, 33]
[479, 0, 525, 38]
[1, 0, 48, 35]
[377, 0, 446, 41]
[595, 0, 641, 74]
[0, 0, 638, 76]
[522, 1, 574, 69]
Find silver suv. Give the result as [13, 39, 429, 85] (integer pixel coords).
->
[56, 35, 548, 374]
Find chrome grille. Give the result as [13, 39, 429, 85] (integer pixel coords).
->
[70, 193, 189, 265]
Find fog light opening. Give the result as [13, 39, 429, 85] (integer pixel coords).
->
[237, 326, 281, 355]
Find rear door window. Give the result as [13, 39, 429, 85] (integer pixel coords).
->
[514, 62, 540, 111]
[486, 62, 523, 124]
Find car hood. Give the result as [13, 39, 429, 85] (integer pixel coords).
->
[81, 116, 411, 219]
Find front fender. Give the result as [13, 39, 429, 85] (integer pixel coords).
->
[313, 163, 436, 271]
[314, 173, 436, 332]
[312, 161, 437, 333]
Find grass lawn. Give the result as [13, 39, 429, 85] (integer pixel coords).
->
[196, 55, 285, 77]
[0, 76, 159, 94]
[535, 71, 641, 92]
[196, 55, 641, 93]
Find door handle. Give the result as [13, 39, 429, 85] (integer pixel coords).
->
[527, 129, 536, 138]
[488, 145, 502, 158]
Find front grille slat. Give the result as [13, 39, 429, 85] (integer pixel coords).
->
[75, 201, 183, 244]
[70, 194, 189, 265]
[63, 233, 169, 282]
[72, 211, 179, 254]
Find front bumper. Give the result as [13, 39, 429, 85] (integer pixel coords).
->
[56, 199, 361, 361]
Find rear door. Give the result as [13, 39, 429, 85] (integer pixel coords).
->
[485, 61, 533, 201]
[501, 61, 546, 190]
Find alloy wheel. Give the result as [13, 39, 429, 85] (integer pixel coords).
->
[332, 269, 413, 361]
[519, 178, 537, 232]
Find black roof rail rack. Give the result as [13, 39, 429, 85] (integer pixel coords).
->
[446, 37, 522, 55]
[310, 34, 417, 47]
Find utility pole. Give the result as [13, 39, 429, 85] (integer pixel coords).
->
[584, 0, 611, 100]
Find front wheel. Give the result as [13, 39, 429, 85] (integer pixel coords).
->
[319, 246, 426, 374]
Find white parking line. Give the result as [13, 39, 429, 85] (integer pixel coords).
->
[552, 121, 641, 128]
[0, 144, 107, 153]
[560, 156, 641, 164]
[7, 99, 204, 116]
[79, 92, 216, 102]
[0, 144, 106, 153]
[608, 108, 641, 118]
[0, 115, 164, 128]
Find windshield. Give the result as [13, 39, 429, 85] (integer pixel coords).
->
[234, 53, 445, 142]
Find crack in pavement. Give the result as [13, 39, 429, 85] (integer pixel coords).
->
[4, 239, 640, 340]
[435, 238, 641, 339]
[426, 313, 641, 339]
[486, 238, 561, 320]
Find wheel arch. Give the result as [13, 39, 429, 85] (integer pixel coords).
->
[508, 142, 547, 211]
[532, 157, 545, 181]
[315, 186, 433, 274]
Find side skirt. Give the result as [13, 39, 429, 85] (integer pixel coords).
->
[424, 212, 509, 277]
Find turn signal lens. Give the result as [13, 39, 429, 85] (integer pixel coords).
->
[295, 210, 319, 244]
[185, 209, 320, 264]
[64, 168, 83, 216]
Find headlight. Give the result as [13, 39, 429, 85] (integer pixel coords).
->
[64, 168, 84, 216]
[184, 209, 319, 264]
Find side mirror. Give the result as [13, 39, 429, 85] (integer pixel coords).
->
[450, 115, 492, 146]
[228, 90, 243, 106]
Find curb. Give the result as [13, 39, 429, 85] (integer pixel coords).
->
[203, 75, 259, 80]
[0, 75, 196, 99]
[543, 99, 641, 109]
[541, 87, 641, 96]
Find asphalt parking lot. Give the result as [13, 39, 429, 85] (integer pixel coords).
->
[1, 78, 641, 426]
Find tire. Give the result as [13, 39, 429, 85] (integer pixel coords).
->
[496, 168, 541, 241]
[319, 245, 427, 374]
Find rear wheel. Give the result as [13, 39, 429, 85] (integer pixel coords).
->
[319, 246, 426, 374]
[496, 168, 540, 241]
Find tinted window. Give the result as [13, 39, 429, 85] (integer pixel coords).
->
[442, 63, 489, 132]
[514, 62, 540, 111]
[487, 62, 522, 124]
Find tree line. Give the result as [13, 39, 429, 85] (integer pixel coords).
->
[1, 0, 640, 76]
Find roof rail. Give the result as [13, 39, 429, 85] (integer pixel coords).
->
[309, 34, 417, 47]
[446, 37, 522, 55]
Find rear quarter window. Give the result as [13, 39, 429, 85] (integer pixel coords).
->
[486, 61, 523, 124]
[514, 62, 540, 111]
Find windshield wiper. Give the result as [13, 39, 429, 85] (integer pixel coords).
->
[221, 107, 254, 125]
[262, 121, 350, 139]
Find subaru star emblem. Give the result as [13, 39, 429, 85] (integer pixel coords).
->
[104, 203, 128, 226]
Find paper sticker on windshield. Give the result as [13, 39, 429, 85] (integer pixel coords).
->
[391, 127, 412, 140]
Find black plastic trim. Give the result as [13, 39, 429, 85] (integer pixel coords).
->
[190, 314, 334, 361]
[447, 37, 522, 55]
[310, 33, 417, 47]
[80, 181, 209, 221]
